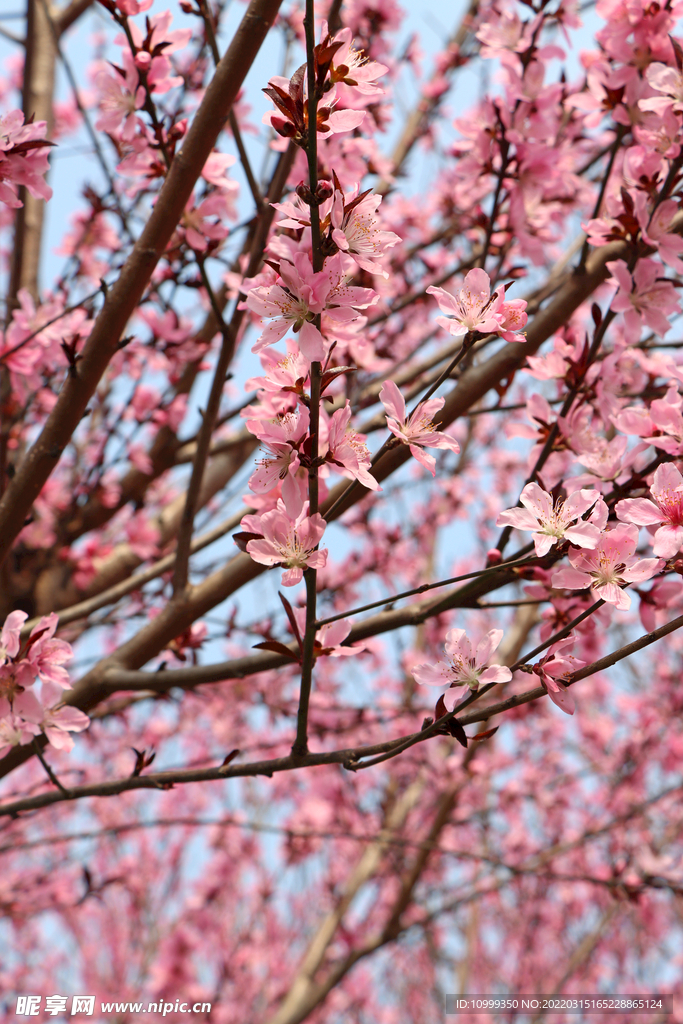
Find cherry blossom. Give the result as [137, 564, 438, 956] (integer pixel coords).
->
[413, 629, 512, 704]
[328, 181, 400, 275]
[496, 483, 601, 556]
[531, 635, 586, 715]
[35, 682, 90, 752]
[0, 110, 52, 208]
[247, 406, 310, 502]
[616, 463, 683, 558]
[94, 52, 146, 141]
[379, 379, 460, 475]
[427, 269, 505, 338]
[606, 258, 681, 342]
[640, 62, 683, 116]
[552, 525, 664, 609]
[325, 25, 389, 96]
[292, 608, 366, 659]
[240, 500, 328, 586]
[324, 402, 379, 491]
[25, 613, 73, 689]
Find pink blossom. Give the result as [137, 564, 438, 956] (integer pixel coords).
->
[0, 610, 28, 662]
[115, 0, 153, 13]
[551, 525, 664, 610]
[413, 629, 512, 704]
[496, 298, 529, 342]
[0, 712, 40, 759]
[126, 516, 160, 561]
[94, 52, 146, 141]
[292, 608, 366, 659]
[26, 613, 73, 689]
[328, 184, 400, 276]
[532, 635, 586, 716]
[427, 269, 504, 338]
[637, 577, 683, 632]
[244, 253, 330, 361]
[247, 406, 310, 501]
[632, 193, 683, 274]
[326, 26, 389, 97]
[245, 344, 309, 395]
[180, 192, 233, 252]
[37, 682, 90, 752]
[639, 62, 683, 116]
[496, 483, 601, 556]
[606, 258, 680, 343]
[0, 110, 52, 208]
[616, 463, 683, 558]
[324, 402, 379, 491]
[379, 379, 460, 475]
[241, 500, 328, 587]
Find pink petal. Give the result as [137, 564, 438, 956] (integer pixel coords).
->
[495, 507, 539, 531]
[533, 533, 557, 557]
[597, 582, 631, 609]
[297, 321, 326, 362]
[479, 665, 512, 685]
[545, 679, 575, 715]
[653, 525, 683, 558]
[413, 661, 451, 686]
[563, 522, 601, 549]
[409, 444, 436, 475]
[564, 488, 600, 519]
[475, 629, 504, 666]
[615, 497, 666, 527]
[551, 567, 591, 590]
[652, 462, 683, 496]
[519, 481, 553, 520]
[379, 379, 406, 422]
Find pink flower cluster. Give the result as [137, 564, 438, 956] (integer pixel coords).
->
[0, 612, 89, 759]
[0, 110, 53, 209]
[427, 269, 528, 342]
[413, 629, 512, 709]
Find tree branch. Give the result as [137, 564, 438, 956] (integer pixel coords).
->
[0, 0, 286, 571]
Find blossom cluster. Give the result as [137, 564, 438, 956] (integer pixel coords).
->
[0, 110, 52, 209]
[0, 612, 88, 759]
[237, 24, 527, 606]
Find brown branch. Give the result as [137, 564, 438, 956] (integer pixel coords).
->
[0, 212, 668, 781]
[22, 511, 244, 634]
[8, 0, 57, 309]
[0, 0, 286, 572]
[54, 0, 93, 35]
[4, 606, 682, 804]
[57, 142, 296, 555]
[172, 262, 240, 595]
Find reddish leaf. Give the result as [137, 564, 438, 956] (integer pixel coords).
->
[252, 641, 301, 662]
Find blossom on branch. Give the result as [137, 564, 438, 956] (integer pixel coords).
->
[616, 463, 683, 558]
[496, 483, 601, 556]
[413, 629, 512, 705]
[551, 525, 664, 610]
[427, 269, 527, 341]
[379, 380, 460, 475]
[0, 612, 88, 758]
[240, 500, 328, 587]
[324, 402, 379, 491]
[247, 406, 310, 504]
[328, 179, 400, 276]
[0, 110, 53, 209]
[606, 258, 680, 343]
[532, 635, 586, 716]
